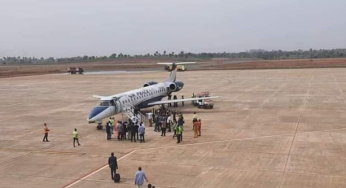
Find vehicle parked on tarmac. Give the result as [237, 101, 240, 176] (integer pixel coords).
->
[192, 92, 215, 109]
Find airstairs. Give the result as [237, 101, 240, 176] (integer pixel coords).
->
[122, 104, 145, 123]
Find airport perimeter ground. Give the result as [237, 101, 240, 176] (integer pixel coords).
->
[2, 68, 346, 188]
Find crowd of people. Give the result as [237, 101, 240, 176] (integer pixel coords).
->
[97, 104, 203, 145]
[149, 105, 202, 144]
[41, 107, 202, 187]
[105, 116, 146, 143]
[42, 106, 202, 147]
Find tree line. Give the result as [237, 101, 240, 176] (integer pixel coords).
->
[1, 48, 346, 65]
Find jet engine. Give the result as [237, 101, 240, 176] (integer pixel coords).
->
[168, 81, 184, 92]
[143, 81, 158, 87]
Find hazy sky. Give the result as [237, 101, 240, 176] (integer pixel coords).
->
[0, 0, 346, 58]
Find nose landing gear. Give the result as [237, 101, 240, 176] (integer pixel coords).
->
[96, 121, 103, 130]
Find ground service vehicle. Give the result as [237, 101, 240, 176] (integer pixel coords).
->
[192, 92, 214, 109]
[165, 65, 186, 71]
[67, 67, 84, 74]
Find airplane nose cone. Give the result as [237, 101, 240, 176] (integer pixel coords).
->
[88, 106, 108, 122]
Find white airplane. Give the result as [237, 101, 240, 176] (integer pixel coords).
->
[88, 62, 219, 123]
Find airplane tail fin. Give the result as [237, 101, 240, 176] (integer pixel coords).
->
[166, 68, 177, 82]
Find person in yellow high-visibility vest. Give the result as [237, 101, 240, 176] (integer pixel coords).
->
[109, 117, 115, 135]
[73, 128, 80, 147]
[176, 124, 183, 144]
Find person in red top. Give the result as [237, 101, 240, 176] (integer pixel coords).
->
[43, 123, 50, 142]
[197, 119, 202, 136]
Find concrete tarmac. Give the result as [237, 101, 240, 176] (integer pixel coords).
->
[1, 68, 346, 188]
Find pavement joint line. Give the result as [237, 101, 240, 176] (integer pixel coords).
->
[0, 152, 31, 166]
[276, 74, 312, 188]
[6, 162, 346, 185]
[230, 82, 264, 101]
[295, 127, 346, 135]
[60, 133, 293, 188]
[334, 74, 346, 105]
[62, 149, 136, 188]
[6, 71, 346, 187]
[222, 82, 288, 141]
[210, 79, 246, 93]
[135, 133, 294, 152]
[0, 148, 87, 155]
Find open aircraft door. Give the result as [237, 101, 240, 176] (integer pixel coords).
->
[112, 98, 122, 113]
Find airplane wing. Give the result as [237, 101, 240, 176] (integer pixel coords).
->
[93, 95, 123, 101]
[93, 95, 106, 99]
[157, 62, 196, 65]
[148, 96, 220, 106]
[93, 95, 114, 101]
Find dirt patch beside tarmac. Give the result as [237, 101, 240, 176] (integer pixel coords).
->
[200, 58, 346, 70]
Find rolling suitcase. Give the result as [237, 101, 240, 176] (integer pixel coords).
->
[114, 173, 120, 183]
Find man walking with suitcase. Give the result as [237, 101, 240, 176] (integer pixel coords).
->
[108, 152, 118, 180]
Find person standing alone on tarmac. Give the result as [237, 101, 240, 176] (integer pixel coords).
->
[43, 123, 50, 142]
[108, 152, 118, 180]
[135, 167, 148, 188]
[181, 95, 184, 106]
[73, 128, 81, 147]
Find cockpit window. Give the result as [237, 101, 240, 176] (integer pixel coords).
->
[100, 101, 110, 107]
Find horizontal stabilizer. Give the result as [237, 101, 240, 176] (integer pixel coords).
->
[148, 96, 220, 106]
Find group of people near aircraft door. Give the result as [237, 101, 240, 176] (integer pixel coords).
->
[104, 105, 202, 144]
[106, 117, 146, 143]
[149, 106, 202, 143]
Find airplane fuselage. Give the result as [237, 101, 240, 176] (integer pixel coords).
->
[88, 82, 173, 123]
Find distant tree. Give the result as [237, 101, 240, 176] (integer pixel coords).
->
[109, 53, 117, 59]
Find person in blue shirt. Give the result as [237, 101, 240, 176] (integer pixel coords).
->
[138, 123, 146, 143]
[135, 167, 148, 188]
